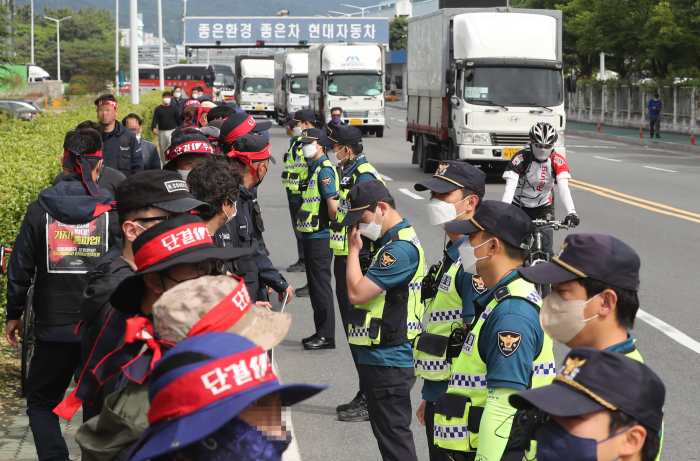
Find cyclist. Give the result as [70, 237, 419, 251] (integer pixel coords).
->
[501, 122, 579, 255]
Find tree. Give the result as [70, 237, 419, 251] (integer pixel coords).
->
[389, 17, 407, 51]
[0, 3, 14, 64]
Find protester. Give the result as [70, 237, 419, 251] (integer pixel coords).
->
[151, 91, 181, 162]
[190, 86, 205, 100]
[510, 348, 664, 461]
[53, 120, 126, 197]
[322, 106, 347, 136]
[94, 94, 143, 177]
[6, 129, 118, 461]
[124, 332, 325, 461]
[162, 133, 216, 180]
[181, 104, 198, 127]
[123, 114, 160, 170]
[648, 93, 662, 138]
[171, 85, 187, 115]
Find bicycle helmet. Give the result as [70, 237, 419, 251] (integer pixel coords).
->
[529, 122, 558, 162]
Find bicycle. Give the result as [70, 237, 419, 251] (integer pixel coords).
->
[524, 216, 570, 297]
[1, 244, 35, 397]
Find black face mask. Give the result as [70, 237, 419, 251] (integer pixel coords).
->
[253, 165, 267, 188]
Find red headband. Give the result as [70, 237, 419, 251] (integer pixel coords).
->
[97, 100, 117, 108]
[185, 99, 201, 108]
[148, 346, 276, 425]
[165, 140, 214, 162]
[228, 145, 271, 176]
[187, 276, 252, 338]
[196, 106, 213, 127]
[134, 223, 212, 272]
[62, 149, 104, 197]
[222, 116, 257, 144]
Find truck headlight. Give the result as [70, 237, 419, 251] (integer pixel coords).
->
[473, 133, 492, 145]
[555, 133, 565, 146]
[368, 110, 384, 118]
[462, 133, 474, 143]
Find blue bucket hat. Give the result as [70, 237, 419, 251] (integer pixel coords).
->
[127, 332, 326, 461]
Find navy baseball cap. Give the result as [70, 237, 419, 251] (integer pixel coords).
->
[298, 128, 328, 145]
[414, 161, 486, 196]
[519, 234, 640, 291]
[341, 179, 392, 227]
[510, 347, 665, 433]
[127, 333, 327, 461]
[115, 170, 209, 215]
[326, 124, 363, 145]
[293, 109, 316, 124]
[445, 200, 534, 249]
[231, 134, 276, 164]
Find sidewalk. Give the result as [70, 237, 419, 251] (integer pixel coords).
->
[566, 121, 700, 153]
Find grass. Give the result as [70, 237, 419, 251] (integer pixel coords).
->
[0, 338, 22, 418]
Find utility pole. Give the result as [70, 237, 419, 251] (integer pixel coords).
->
[44, 16, 71, 81]
[340, 3, 382, 17]
[599, 52, 606, 81]
[130, 0, 139, 104]
[115, 0, 119, 91]
[157, 0, 164, 90]
[30, 0, 34, 64]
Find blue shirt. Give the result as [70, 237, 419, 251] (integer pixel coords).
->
[605, 334, 636, 354]
[648, 99, 662, 117]
[477, 270, 544, 391]
[357, 219, 419, 368]
[301, 154, 337, 240]
[421, 236, 483, 402]
[341, 156, 376, 186]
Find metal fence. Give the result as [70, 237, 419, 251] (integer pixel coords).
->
[566, 83, 698, 134]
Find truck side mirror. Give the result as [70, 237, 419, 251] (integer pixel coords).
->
[447, 84, 456, 96]
[446, 70, 454, 85]
[316, 84, 321, 91]
[385, 75, 391, 85]
[567, 76, 577, 93]
[316, 75, 322, 85]
[281, 83, 286, 91]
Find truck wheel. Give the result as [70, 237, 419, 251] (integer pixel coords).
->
[422, 139, 434, 173]
[376, 127, 384, 138]
[416, 136, 425, 170]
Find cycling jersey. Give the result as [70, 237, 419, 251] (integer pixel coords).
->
[503, 147, 571, 209]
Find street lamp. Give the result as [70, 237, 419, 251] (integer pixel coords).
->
[115, 0, 119, 91]
[30, 0, 34, 64]
[329, 11, 361, 16]
[157, 0, 164, 90]
[44, 15, 71, 81]
[340, 3, 382, 17]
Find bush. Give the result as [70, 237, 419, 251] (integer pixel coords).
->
[0, 91, 162, 325]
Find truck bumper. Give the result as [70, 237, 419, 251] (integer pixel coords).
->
[343, 116, 385, 128]
[457, 145, 567, 165]
[241, 104, 274, 115]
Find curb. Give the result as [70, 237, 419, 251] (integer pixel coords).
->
[386, 104, 408, 112]
[566, 129, 700, 155]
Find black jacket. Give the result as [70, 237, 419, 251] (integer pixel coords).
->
[240, 187, 267, 255]
[102, 121, 143, 177]
[53, 166, 126, 199]
[137, 138, 161, 171]
[7, 175, 118, 326]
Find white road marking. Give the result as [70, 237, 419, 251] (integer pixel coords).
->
[637, 309, 700, 354]
[382, 174, 393, 181]
[644, 166, 677, 173]
[569, 145, 618, 148]
[399, 188, 424, 200]
[594, 156, 622, 162]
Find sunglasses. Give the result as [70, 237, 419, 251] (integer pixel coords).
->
[533, 143, 554, 149]
[133, 215, 179, 223]
[160, 259, 228, 285]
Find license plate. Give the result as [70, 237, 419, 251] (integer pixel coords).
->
[255, 106, 264, 111]
[350, 119, 363, 125]
[503, 148, 520, 159]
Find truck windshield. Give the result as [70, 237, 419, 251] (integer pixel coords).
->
[328, 74, 382, 96]
[463, 67, 563, 107]
[242, 78, 274, 93]
[289, 77, 308, 94]
[214, 72, 235, 88]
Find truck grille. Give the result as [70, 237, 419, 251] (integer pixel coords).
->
[491, 133, 530, 146]
[343, 110, 369, 118]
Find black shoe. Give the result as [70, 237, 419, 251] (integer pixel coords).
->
[303, 337, 336, 350]
[295, 284, 309, 297]
[336, 392, 364, 413]
[287, 260, 306, 272]
[650, 134, 654, 138]
[301, 333, 319, 345]
[656, 134, 661, 138]
[338, 401, 370, 422]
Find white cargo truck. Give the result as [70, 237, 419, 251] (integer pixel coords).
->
[407, 8, 571, 172]
[308, 43, 387, 137]
[235, 55, 275, 117]
[274, 50, 310, 125]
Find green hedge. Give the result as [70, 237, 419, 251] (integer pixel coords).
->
[0, 90, 164, 325]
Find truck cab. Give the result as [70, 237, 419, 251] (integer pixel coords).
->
[235, 56, 275, 117]
[274, 50, 310, 125]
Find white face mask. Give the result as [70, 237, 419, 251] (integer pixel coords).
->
[540, 292, 601, 344]
[301, 143, 320, 159]
[426, 195, 473, 227]
[458, 238, 493, 274]
[163, 98, 172, 105]
[135, 134, 141, 141]
[329, 147, 347, 167]
[532, 145, 554, 162]
[177, 169, 190, 180]
[359, 209, 384, 241]
[293, 126, 303, 136]
[223, 206, 236, 224]
[173, 92, 182, 98]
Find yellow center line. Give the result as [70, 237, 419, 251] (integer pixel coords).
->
[569, 180, 700, 224]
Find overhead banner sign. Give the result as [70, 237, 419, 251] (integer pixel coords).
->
[184, 17, 389, 46]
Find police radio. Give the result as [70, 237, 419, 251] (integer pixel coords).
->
[420, 262, 441, 303]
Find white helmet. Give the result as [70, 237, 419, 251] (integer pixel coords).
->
[529, 122, 558, 162]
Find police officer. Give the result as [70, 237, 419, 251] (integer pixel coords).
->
[5, 129, 117, 461]
[411, 161, 486, 460]
[510, 348, 664, 461]
[341, 179, 426, 461]
[433, 201, 555, 461]
[281, 113, 307, 276]
[327, 125, 386, 421]
[296, 128, 338, 349]
[518, 233, 664, 460]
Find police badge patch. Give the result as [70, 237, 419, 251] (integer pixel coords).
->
[378, 251, 397, 269]
[322, 177, 332, 187]
[472, 275, 487, 294]
[497, 331, 522, 357]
